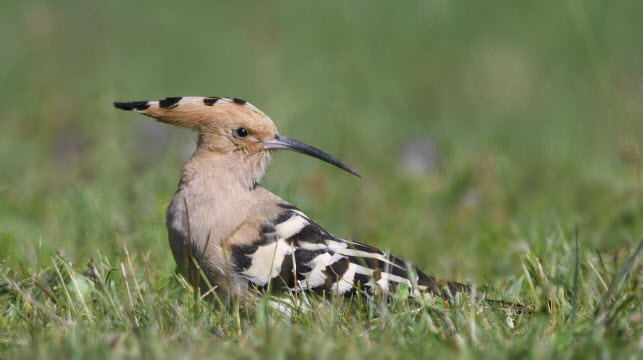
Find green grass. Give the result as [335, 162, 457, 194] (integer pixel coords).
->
[1, 0, 641, 358]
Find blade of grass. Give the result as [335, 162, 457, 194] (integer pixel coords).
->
[593, 239, 642, 324]
[51, 257, 77, 316]
[569, 225, 580, 323]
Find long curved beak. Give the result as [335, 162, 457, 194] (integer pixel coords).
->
[263, 134, 362, 178]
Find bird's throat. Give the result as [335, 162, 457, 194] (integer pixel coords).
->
[179, 148, 272, 192]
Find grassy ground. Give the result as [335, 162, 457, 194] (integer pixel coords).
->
[1, 0, 641, 358]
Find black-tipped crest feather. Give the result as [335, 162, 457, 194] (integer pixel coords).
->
[113, 101, 150, 111]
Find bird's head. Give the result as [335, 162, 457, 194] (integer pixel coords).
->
[114, 97, 360, 185]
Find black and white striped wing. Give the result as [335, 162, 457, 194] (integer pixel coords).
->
[229, 204, 464, 298]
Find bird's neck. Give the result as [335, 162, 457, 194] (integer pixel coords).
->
[179, 147, 272, 193]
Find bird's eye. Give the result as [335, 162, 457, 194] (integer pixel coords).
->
[235, 127, 248, 138]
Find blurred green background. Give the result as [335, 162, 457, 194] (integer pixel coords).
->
[0, 0, 640, 285]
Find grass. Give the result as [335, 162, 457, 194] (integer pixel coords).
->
[1, 236, 640, 358]
[1, 0, 641, 358]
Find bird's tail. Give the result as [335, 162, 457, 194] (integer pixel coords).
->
[417, 270, 530, 314]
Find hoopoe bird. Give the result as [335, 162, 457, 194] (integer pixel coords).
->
[113, 96, 507, 309]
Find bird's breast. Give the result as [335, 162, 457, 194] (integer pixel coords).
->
[165, 183, 261, 283]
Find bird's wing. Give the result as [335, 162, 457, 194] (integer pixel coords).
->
[228, 203, 469, 298]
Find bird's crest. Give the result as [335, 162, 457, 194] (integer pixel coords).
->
[114, 96, 264, 129]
